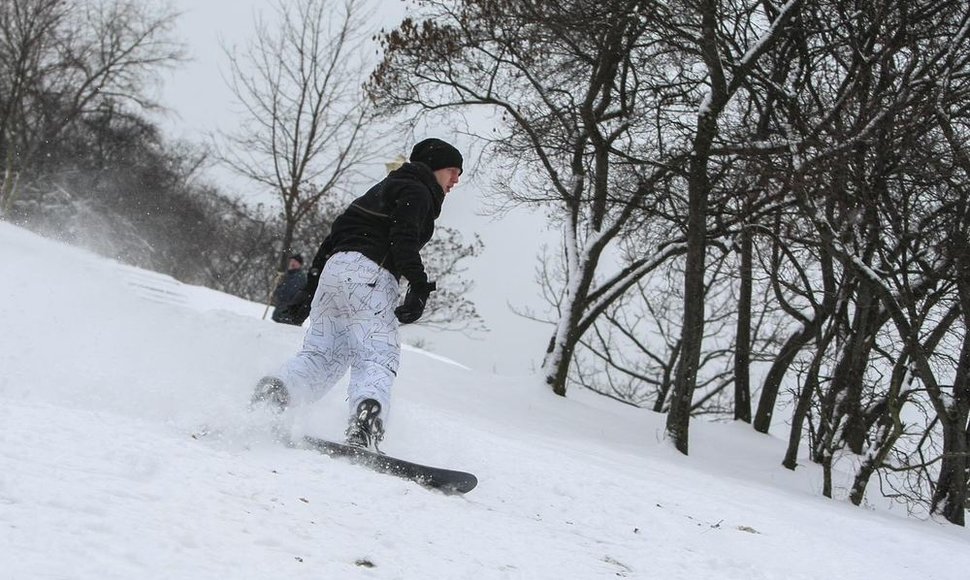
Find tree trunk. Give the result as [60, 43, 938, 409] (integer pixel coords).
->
[933, 418, 969, 526]
[542, 246, 599, 397]
[543, 328, 578, 397]
[652, 340, 680, 413]
[280, 217, 297, 272]
[837, 281, 880, 455]
[754, 315, 824, 433]
[821, 450, 834, 498]
[756, 246, 837, 433]
[734, 226, 753, 423]
[666, 122, 714, 454]
[1, 148, 19, 216]
[849, 358, 907, 506]
[931, 292, 970, 525]
[783, 325, 835, 470]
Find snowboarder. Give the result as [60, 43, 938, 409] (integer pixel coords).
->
[253, 138, 464, 452]
[270, 254, 308, 325]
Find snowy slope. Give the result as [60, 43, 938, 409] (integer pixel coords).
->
[0, 221, 967, 580]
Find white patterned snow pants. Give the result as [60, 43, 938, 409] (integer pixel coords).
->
[277, 251, 400, 418]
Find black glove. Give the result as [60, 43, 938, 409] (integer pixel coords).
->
[394, 281, 436, 324]
[276, 289, 311, 325]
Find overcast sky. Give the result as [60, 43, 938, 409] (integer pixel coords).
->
[151, 0, 558, 374]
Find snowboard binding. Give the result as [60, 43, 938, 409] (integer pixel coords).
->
[345, 399, 384, 453]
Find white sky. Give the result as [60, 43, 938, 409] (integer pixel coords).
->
[151, 0, 557, 374]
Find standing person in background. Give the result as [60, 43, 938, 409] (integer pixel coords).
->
[254, 138, 464, 452]
[270, 254, 308, 326]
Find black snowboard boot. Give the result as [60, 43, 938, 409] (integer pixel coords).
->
[345, 399, 384, 452]
[251, 376, 290, 413]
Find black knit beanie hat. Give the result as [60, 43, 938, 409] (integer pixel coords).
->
[409, 138, 463, 174]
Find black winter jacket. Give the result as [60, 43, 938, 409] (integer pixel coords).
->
[272, 268, 308, 307]
[310, 162, 444, 289]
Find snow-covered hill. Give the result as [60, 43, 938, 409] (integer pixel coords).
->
[0, 221, 967, 579]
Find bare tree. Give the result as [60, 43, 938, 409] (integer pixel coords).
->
[371, 0, 691, 397]
[371, 0, 970, 527]
[419, 227, 486, 332]
[754, 0, 970, 523]
[0, 0, 183, 215]
[220, 0, 382, 272]
[661, 0, 803, 454]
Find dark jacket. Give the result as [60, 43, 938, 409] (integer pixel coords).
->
[310, 162, 444, 289]
[272, 268, 307, 307]
[271, 268, 307, 324]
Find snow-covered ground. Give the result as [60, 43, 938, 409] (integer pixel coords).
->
[0, 221, 967, 579]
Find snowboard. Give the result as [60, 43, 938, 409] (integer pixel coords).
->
[301, 435, 478, 494]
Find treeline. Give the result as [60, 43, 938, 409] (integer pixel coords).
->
[370, 0, 970, 524]
[0, 0, 288, 300]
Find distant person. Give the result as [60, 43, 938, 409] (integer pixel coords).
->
[254, 138, 464, 452]
[270, 254, 307, 325]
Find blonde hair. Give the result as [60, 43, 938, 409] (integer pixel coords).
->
[385, 154, 407, 173]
